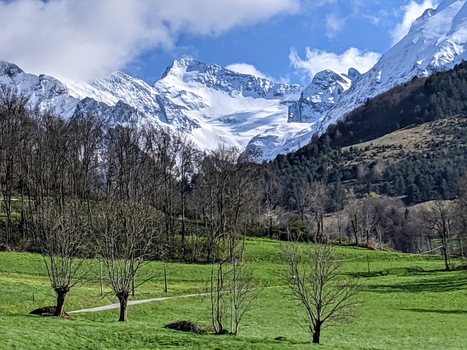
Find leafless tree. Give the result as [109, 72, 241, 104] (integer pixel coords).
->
[210, 259, 228, 334]
[454, 175, 467, 257]
[229, 245, 257, 336]
[32, 201, 91, 317]
[209, 240, 257, 335]
[178, 137, 197, 258]
[0, 86, 29, 247]
[103, 125, 146, 201]
[94, 201, 158, 322]
[65, 114, 103, 205]
[426, 201, 453, 270]
[304, 181, 329, 243]
[196, 146, 256, 261]
[284, 244, 360, 344]
[141, 128, 187, 258]
[345, 196, 385, 247]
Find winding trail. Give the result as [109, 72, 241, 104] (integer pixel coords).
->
[69, 292, 210, 314]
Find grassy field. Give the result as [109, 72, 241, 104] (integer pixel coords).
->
[0, 239, 466, 349]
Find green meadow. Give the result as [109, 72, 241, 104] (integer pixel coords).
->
[0, 239, 466, 349]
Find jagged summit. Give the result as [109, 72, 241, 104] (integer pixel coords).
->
[158, 57, 301, 100]
[160, 57, 203, 79]
[345, 68, 361, 82]
[288, 70, 352, 123]
[0, 61, 23, 77]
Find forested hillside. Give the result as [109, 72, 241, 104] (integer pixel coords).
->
[271, 61, 467, 205]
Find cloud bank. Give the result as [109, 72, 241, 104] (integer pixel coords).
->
[0, 0, 299, 81]
[289, 47, 381, 80]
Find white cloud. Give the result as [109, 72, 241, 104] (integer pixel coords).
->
[0, 0, 299, 81]
[289, 47, 381, 80]
[226, 63, 273, 80]
[391, 0, 439, 44]
[325, 13, 346, 38]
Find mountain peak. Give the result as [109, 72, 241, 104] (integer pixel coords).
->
[312, 70, 350, 87]
[0, 61, 24, 78]
[345, 68, 361, 82]
[161, 57, 210, 80]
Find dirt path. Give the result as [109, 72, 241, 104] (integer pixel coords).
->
[69, 292, 210, 314]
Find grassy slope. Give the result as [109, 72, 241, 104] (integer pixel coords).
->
[0, 239, 466, 349]
[341, 116, 463, 165]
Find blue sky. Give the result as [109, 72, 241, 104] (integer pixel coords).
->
[0, 0, 438, 84]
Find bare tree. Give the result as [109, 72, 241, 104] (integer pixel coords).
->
[0, 86, 29, 247]
[32, 201, 91, 317]
[196, 146, 256, 261]
[209, 240, 257, 335]
[178, 137, 197, 258]
[229, 245, 257, 336]
[95, 201, 158, 322]
[454, 175, 467, 257]
[103, 125, 146, 201]
[304, 181, 329, 243]
[210, 259, 228, 334]
[284, 244, 360, 344]
[426, 201, 453, 270]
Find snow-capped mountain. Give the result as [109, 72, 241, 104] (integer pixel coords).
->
[287, 69, 358, 123]
[2, 0, 467, 161]
[0, 58, 305, 156]
[153, 58, 303, 150]
[315, 0, 467, 133]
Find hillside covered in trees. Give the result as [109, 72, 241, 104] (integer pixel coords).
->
[270, 61, 467, 205]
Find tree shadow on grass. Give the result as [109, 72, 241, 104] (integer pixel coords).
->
[348, 266, 428, 278]
[272, 336, 310, 345]
[364, 274, 467, 293]
[402, 308, 467, 314]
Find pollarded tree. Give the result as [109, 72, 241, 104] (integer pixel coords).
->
[284, 244, 360, 344]
[32, 201, 91, 317]
[94, 201, 158, 322]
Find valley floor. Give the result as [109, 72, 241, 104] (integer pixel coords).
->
[0, 239, 466, 349]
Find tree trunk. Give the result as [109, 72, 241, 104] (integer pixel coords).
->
[54, 287, 69, 317]
[442, 231, 450, 271]
[442, 244, 450, 271]
[117, 291, 129, 322]
[312, 322, 322, 344]
[351, 217, 359, 246]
